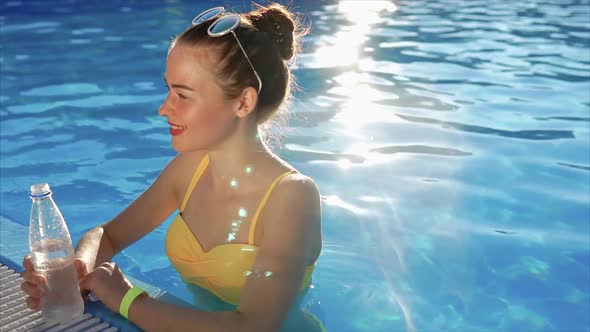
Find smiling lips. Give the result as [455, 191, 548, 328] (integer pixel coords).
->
[168, 122, 187, 136]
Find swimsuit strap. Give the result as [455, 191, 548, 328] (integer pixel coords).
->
[180, 154, 210, 212]
[248, 170, 297, 245]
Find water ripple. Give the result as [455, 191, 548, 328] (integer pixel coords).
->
[370, 145, 472, 157]
[557, 162, 590, 171]
[396, 114, 576, 140]
[21, 83, 102, 97]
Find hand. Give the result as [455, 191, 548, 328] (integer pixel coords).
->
[79, 262, 133, 313]
[21, 255, 89, 310]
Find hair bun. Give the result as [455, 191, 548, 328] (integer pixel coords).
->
[248, 3, 296, 60]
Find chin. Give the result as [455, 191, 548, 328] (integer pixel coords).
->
[170, 138, 186, 153]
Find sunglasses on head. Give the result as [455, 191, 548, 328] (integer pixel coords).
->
[192, 7, 262, 94]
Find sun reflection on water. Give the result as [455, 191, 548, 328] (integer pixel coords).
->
[307, 1, 398, 68]
[313, 2, 426, 331]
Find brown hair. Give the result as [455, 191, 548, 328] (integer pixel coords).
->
[170, 3, 306, 126]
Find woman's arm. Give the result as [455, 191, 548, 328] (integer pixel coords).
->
[74, 151, 201, 270]
[75, 226, 116, 272]
[126, 174, 322, 332]
[22, 152, 202, 311]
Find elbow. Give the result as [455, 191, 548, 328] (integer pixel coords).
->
[86, 224, 118, 259]
[101, 226, 120, 255]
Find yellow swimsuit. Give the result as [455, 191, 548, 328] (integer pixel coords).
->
[165, 154, 316, 305]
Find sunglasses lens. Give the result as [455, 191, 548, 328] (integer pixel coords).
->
[192, 7, 223, 26]
[209, 15, 240, 36]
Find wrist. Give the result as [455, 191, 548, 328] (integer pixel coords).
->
[119, 286, 148, 320]
[128, 290, 149, 321]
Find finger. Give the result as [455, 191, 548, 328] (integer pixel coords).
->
[74, 259, 88, 278]
[22, 269, 45, 286]
[22, 255, 34, 271]
[20, 281, 44, 298]
[99, 262, 115, 270]
[78, 271, 93, 291]
[22, 268, 34, 283]
[25, 296, 41, 311]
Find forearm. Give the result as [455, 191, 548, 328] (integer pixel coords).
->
[129, 296, 248, 332]
[75, 226, 116, 271]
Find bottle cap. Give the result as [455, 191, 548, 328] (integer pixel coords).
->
[30, 183, 52, 198]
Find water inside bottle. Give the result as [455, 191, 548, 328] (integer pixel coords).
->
[30, 239, 73, 270]
[30, 240, 84, 324]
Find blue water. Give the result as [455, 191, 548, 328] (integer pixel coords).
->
[1, 0, 589, 331]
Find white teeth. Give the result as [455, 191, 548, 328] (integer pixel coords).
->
[171, 125, 185, 130]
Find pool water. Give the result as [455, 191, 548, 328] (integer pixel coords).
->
[1, 0, 589, 331]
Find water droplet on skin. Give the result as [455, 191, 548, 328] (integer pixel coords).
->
[243, 268, 274, 279]
[226, 220, 243, 243]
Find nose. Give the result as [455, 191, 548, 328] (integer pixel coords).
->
[158, 93, 174, 117]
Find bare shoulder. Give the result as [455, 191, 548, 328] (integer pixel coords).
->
[164, 150, 207, 176]
[266, 171, 321, 231]
[277, 172, 321, 229]
[278, 172, 320, 202]
[266, 156, 321, 212]
[259, 170, 322, 264]
[160, 150, 208, 199]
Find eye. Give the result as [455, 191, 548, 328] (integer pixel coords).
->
[178, 93, 188, 100]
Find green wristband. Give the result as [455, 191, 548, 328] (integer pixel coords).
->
[119, 286, 146, 319]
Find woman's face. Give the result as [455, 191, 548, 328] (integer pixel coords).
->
[159, 44, 238, 152]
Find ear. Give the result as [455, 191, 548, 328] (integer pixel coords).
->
[235, 86, 258, 119]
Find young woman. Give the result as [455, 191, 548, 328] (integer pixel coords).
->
[21, 4, 322, 331]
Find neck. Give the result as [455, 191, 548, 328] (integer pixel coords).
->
[206, 119, 273, 194]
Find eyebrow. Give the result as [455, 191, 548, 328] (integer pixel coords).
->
[163, 76, 195, 92]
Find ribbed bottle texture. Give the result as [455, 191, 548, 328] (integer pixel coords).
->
[29, 183, 84, 324]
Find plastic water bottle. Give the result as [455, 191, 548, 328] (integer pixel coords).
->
[29, 183, 84, 324]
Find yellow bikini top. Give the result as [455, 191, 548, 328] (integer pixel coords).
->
[165, 154, 316, 305]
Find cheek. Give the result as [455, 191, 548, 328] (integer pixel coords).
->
[190, 108, 224, 130]
[188, 105, 236, 140]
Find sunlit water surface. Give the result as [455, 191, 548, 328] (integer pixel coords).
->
[1, 0, 589, 331]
